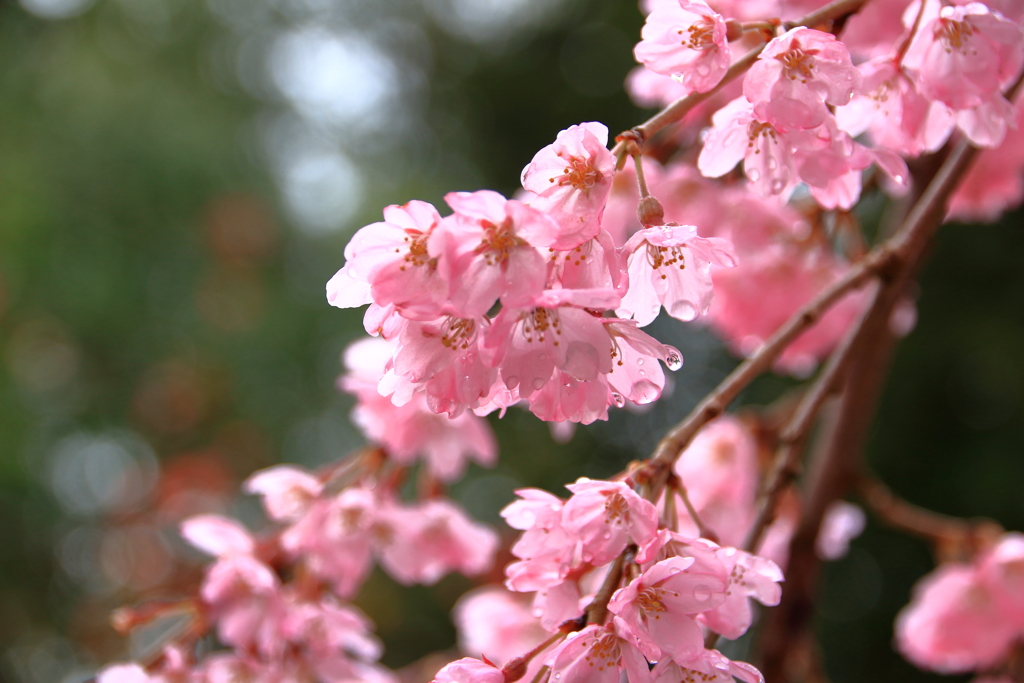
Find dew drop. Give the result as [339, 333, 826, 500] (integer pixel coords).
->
[532, 377, 546, 390]
[767, 157, 777, 170]
[611, 392, 626, 408]
[666, 352, 683, 371]
[507, 375, 520, 388]
[693, 584, 713, 602]
[748, 167, 761, 182]
[554, 675, 562, 680]
[636, 358, 644, 366]
[533, 608, 544, 618]
[638, 369, 646, 376]
[603, 531, 612, 540]
[770, 178, 785, 194]
[539, 353, 548, 361]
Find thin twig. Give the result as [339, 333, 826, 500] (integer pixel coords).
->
[583, 545, 632, 626]
[743, 280, 884, 554]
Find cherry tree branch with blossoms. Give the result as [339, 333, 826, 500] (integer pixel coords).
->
[89, 1, 1024, 683]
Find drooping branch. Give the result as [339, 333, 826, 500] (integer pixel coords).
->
[610, 0, 872, 156]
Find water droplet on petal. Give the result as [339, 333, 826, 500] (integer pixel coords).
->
[507, 375, 520, 388]
[636, 358, 644, 366]
[638, 369, 645, 376]
[610, 392, 626, 408]
[539, 353, 548, 361]
[748, 167, 761, 182]
[770, 179, 785, 194]
[666, 352, 683, 371]
[532, 377, 546, 390]
[533, 608, 544, 617]
[554, 674, 562, 680]
[693, 584, 713, 602]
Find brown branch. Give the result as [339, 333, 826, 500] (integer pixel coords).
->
[583, 545, 633, 626]
[743, 280, 884, 554]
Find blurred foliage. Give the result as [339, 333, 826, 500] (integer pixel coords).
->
[0, 0, 1021, 682]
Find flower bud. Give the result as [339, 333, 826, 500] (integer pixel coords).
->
[636, 196, 665, 227]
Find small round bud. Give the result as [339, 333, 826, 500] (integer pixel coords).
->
[501, 657, 528, 683]
[725, 19, 744, 42]
[637, 196, 665, 227]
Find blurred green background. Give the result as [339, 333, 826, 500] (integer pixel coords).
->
[0, 0, 1020, 682]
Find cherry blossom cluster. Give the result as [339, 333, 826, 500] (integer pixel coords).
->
[433, 416, 868, 683]
[327, 120, 735, 426]
[94, 434, 499, 682]
[896, 533, 1024, 680]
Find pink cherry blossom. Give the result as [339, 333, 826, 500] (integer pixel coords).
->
[608, 556, 727, 662]
[896, 562, 1015, 673]
[437, 190, 558, 317]
[526, 368, 614, 425]
[744, 27, 861, 132]
[546, 622, 653, 683]
[949, 99, 1024, 222]
[699, 546, 783, 639]
[454, 586, 549, 665]
[634, 1, 731, 94]
[521, 122, 616, 249]
[326, 200, 449, 319]
[341, 338, 497, 482]
[280, 488, 376, 598]
[562, 479, 659, 565]
[836, 56, 955, 157]
[243, 465, 323, 523]
[617, 224, 736, 325]
[672, 415, 759, 546]
[603, 318, 682, 405]
[902, 3, 1024, 113]
[376, 498, 499, 585]
[483, 290, 619, 400]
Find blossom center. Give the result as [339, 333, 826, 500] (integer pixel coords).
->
[476, 218, 525, 266]
[635, 586, 668, 616]
[440, 317, 476, 351]
[523, 308, 562, 345]
[644, 242, 687, 279]
[582, 632, 620, 670]
[936, 18, 975, 54]
[399, 230, 433, 271]
[559, 156, 602, 191]
[777, 44, 818, 83]
[677, 19, 716, 51]
[604, 492, 631, 523]
[746, 120, 779, 154]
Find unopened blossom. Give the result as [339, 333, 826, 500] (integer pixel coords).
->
[744, 27, 861, 131]
[608, 556, 727, 662]
[521, 122, 616, 249]
[433, 658, 505, 683]
[437, 190, 558, 318]
[546, 622, 653, 683]
[326, 200, 449, 319]
[244, 465, 323, 523]
[902, 3, 1024, 113]
[562, 479, 659, 565]
[634, 0, 731, 94]
[617, 223, 737, 326]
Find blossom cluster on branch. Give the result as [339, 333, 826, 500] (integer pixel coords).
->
[94, 0, 1024, 682]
